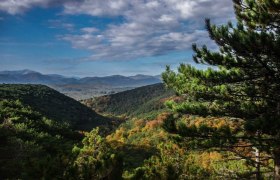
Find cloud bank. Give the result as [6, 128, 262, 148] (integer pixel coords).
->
[0, 0, 235, 60]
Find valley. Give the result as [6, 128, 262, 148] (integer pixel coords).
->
[1, 83, 273, 179]
[0, 70, 162, 100]
[1, 0, 279, 179]
[82, 83, 174, 118]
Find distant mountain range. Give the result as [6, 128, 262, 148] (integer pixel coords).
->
[0, 70, 162, 99]
[0, 69, 161, 87]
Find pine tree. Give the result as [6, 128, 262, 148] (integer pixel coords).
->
[162, 0, 280, 178]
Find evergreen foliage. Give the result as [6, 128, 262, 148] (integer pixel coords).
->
[162, 0, 280, 178]
[0, 83, 267, 179]
[0, 84, 109, 130]
[68, 128, 123, 179]
[0, 84, 115, 179]
[0, 99, 80, 179]
[3, 1, 280, 178]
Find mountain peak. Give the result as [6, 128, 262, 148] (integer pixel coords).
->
[21, 69, 39, 75]
[129, 74, 153, 80]
[0, 69, 39, 75]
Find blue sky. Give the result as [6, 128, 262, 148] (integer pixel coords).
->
[0, 0, 234, 77]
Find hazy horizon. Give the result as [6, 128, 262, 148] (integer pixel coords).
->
[0, 68, 163, 78]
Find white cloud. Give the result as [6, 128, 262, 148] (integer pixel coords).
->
[63, 0, 130, 16]
[0, 0, 235, 60]
[158, 15, 174, 23]
[81, 27, 99, 34]
[60, 0, 234, 60]
[0, 0, 68, 15]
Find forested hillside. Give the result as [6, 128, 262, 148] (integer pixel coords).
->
[0, 84, 116, 179]
[0, 84, 109, 130]
[0, 89, 81, 178]
[80, 83, 271, 179]
[1, 0, 280, 179]
[0, 83, 275, 179]
[82, 83, 174, 118]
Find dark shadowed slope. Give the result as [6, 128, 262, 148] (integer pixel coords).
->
[0, 84, 109, 130]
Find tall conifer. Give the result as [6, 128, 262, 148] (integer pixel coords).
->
[162, 0, 280, 178]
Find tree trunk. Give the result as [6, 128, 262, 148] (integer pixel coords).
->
[275, 102, 280, 180]
[254, 131, 262, 180]
[274, 148, 280, 180]
[253, 147, 261, 180]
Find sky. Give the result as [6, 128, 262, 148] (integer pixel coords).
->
[0, 0, 235, 77]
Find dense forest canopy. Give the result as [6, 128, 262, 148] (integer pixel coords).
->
[1, 0, 280, 179]
[0, 84, 110, 130]
[162, 0, 280, 179]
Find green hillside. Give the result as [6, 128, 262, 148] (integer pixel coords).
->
[0, 84, 272, 179]
[0, 84, 109, 130]
[82, 83, 174, 118]
[80, 83, 260, 179]
[0, 84, 116, 179]
[1, 0, 279, 178]
[0, 93, 81, 178]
